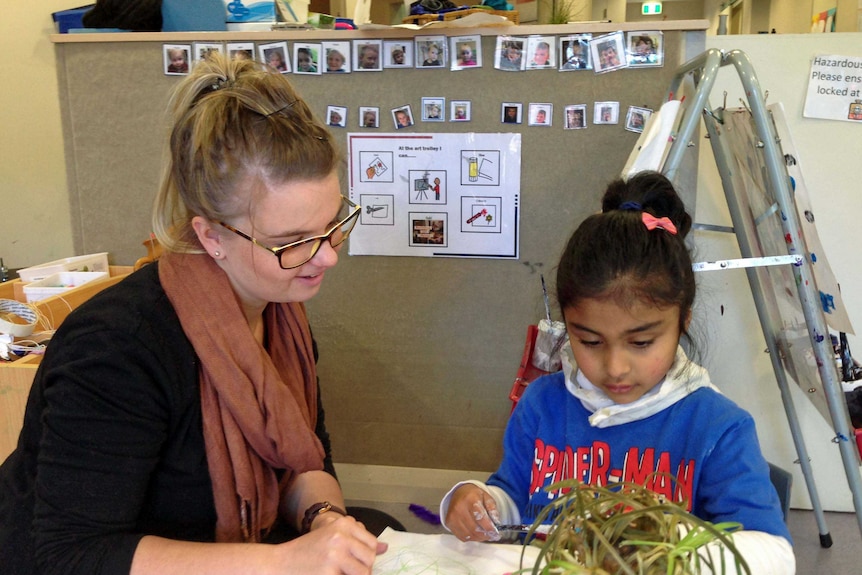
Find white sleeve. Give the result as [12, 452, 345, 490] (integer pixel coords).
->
[439, 480, 521, 532]
[695, 531, 795, 575]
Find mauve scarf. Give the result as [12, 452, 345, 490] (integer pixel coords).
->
[159, 252, 324, 542]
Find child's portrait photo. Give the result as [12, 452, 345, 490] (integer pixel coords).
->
[416, 35, 446, 68]
[594, 101, 620, 124]
[450, 100, 471, 122]
[564, 105, 588, 130]
[528, 103, 553, 126]
[627, 31, 664, 67]
[526, 36, 556, 69]
[164, 44, 191, 75]
[360, 106, 379, 128]
[354, 40, 383, 71]
[450, 35, 482, 70]
[259, 42, 289, 73]
[501, 102, 522, 124]
[392, 105, 414, 129]
[422, 97, 445, 122]
[384, 41, 412, 68]
[625, 105, 653, 133]
[294, 43, 322, 75]
[226, 42, 254, 61]
[194, 42, 223, 64]
[323, 41, 351, 73]
[495, 36, 525, 71]
[590, 32, 627, 73]
[559, 34, 591, 71]
[327, 105, 347, 128]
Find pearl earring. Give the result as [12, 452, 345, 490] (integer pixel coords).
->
[213, 251, 220, 257]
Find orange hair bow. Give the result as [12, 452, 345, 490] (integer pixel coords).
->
[642, 213, 678, 235]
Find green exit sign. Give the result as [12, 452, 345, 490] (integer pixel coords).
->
[642, 2, 662, 14]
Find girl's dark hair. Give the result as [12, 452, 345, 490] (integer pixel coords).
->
[556, 171, 695, 334]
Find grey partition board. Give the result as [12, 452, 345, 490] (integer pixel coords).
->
[54, 27, 702, 470]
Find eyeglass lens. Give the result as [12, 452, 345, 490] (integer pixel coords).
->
[277, 205, 358, 269]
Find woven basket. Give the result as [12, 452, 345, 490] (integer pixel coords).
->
[403, 8, 519, 26]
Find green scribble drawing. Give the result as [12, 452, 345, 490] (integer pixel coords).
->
[373, 547, 476, 575]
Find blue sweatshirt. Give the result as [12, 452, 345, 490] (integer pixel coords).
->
[487, 369, 791, 542]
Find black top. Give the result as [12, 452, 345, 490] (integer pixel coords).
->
[0, 263, 334, 575]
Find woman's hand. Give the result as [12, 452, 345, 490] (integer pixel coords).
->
[444, 484, 502, 542]
[276, 514, 387, 575]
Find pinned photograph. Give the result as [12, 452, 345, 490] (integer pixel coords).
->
[590, 32, 627, 73]
[564, 105, 588, 129]
[559, 34, 591, 71]
[360, 106, 379, 128]
[384, 41, 412, 68]
[451, 100, 471, 122]
[416, 35, 446, 68]
[528, 103, 553, 126]
[625, 105, 653, 133]
[194, 42, 224, 64]
[495, 36, 525, 71]
[327, 105, 347, 128]
[227, 42, 254, 61]
[259, 42, 289, 73]
[354, 39, 383, 71]
[526, 36, 556, 69]
[164, 44, 191, 75]
[392, 105, 415, 129]
[323, 41, 351, 73]
[293, 43, 322, 75]
[422, 97, 445, 122]
[450, 35, 482, 70]
[501, 102, 522, 124]
[410, 214, 447, 246]
[627, 31, 664, 67]
[594, 101, 620, 124]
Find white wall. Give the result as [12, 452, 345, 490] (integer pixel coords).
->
[696, 32, 862, 512]
[0, 2, 76, 270]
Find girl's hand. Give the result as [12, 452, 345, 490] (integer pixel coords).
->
[445, 484, 502, 542]
[277, 515, 387, 574]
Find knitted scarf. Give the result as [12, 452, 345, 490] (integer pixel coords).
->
[159, 252, 325, 542]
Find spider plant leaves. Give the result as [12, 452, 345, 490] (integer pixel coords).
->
[517, 478, 751, 575]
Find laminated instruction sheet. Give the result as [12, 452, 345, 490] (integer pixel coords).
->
[347, 133, 522, 258]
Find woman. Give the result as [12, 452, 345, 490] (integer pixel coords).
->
[0, 54, 384, 574]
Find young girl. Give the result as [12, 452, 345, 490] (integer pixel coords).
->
[441, 171, 795, 573]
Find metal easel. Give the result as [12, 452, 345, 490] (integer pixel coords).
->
[659, 48, 862, 546]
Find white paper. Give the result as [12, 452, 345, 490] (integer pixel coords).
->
[374, 528, 541, 574]
[621, 99, 682, 178]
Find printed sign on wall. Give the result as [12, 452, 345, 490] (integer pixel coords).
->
[347, 133, 522, 259]
[803, 54, 862, 123]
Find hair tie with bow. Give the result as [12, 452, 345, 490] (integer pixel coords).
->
[642, 213, 678, 235]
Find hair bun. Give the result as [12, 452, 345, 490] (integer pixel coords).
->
[601, 171, 691, 237]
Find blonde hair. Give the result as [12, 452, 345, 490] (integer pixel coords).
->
[152, 54, 339, 253]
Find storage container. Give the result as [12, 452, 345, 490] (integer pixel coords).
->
[17, 253, 109, 283]
[23, 272, 109, 303]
